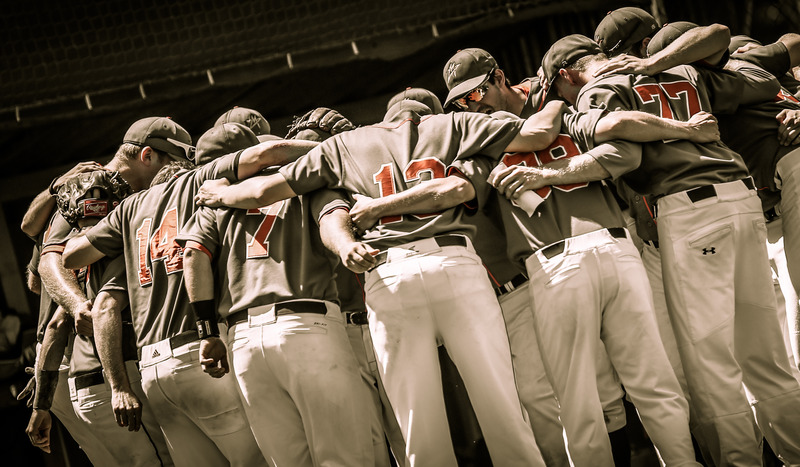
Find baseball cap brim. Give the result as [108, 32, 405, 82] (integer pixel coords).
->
[444, 71, 492, 108]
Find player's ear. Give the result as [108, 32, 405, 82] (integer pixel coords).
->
[640, 37, 651, 58]
[139, 146, 155, 166]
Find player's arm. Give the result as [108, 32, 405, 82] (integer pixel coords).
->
[491, 151, 612, 199]
[27, 306, 72, 453]
[39, 252, 93, 335]
[505, 100, 567, 153]
[319, 208, 378, 273]
[235, 139, 319, 180]
[594, 23, 731, 76]
[349, 176, 476, 233]
[595, 110, 720, 143]
[21, 162, 105, 237]
[92, 290, 142, 432]
[62, 236, 107, 270]
[183, 246, 229, 378]
[779, 33, 800, 68]
[194, 173, 298, 210]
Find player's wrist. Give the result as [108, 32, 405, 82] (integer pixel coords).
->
[32, 369, 59, 411]
[191, 299, 220, 339]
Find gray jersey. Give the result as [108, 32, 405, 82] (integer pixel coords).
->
[84, 153, 241, 348]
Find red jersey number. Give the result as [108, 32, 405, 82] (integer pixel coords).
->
[502, 134, 589, 199]
[633, 80, 702, 119]
[246, 201, 285, 259]
[135, 208, 184, 287]
[372, 158, 446, 225]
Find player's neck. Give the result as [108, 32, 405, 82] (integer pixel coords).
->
[106, 157, 143, 191]
[508, 86, 528, 117]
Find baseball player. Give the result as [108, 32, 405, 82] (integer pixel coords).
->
[192, 88, 577, 466]
[61, 121, 322, 466]
[42, 170, 172, 465]
[528, 33, 800, 466]
[349, 98, 720, 466]
[179, 175, 374, 466]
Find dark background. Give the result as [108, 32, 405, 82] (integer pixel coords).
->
[1, 0, 798, 464]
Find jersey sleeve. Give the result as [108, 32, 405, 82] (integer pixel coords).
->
[732, 42, 792, 78]
[454, 113, 525, 160]
[561, 109, 606, 149]
[41, 212, 75, 255]
[28, 244, 41, 277]
[279, 143, 340, 195]
[448, 156, 496, 212]
[696, 63, 779, 113]
[584, 141, 643, 180]
[308, 189, 351, 225]
[192, 151, 242, 185]
[98, 256, 128, 294]
[175, 206, 221, 257]
[83, 196, 128, 258]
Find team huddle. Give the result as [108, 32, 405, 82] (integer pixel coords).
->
[18, 5, 800, 467]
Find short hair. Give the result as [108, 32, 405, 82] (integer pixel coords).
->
[150, 160, 196, 187]
[567, 53, 608, 72]
[117, 142, 171, 163]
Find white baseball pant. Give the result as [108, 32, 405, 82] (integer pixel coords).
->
[657, 178, 800, 467]
[139, 333, 265, 467]
[68, 360, 173, 466]
[364, 235, 544, 467]
[227, 300, 373, 467]
[344, 312, 406, 466]
[525, 228, 698, 467]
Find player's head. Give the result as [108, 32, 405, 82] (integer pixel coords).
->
[384, 87, 443, 121]
[594, 7, 659, 58]
[443, 48, 513, 114]
[196, 122, 259, 166]
[55, 170, 133, 228]
[117, 117, 194, 188]
[728, 35, 762, 55]
[150, 159, 197, 187]
[542, 34, 605, 105]
[215, 106, 272, 141]
[646, 21, 699, 57]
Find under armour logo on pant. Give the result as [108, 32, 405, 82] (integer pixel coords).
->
[702, 247, 716, 255]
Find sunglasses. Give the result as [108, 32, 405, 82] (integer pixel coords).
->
[454, 84, 489, 111]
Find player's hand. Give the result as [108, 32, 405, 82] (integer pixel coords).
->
[489, 164, 545, 200]
[195, 179, 232, 207]
[592, 54, 652, 77]
[74, 300, 93, 336]
[340, 242, 379, 273]
[26, 409, 52, 453]
[16, 367, 36, 407]
[53, 162, 107, 193]
[112, 388, 143, 432]
[685, 111, 720, 143]
[350, 194, 381, 232]
[199, 337, 230, 378]
[776, 109, 800, 146]
[305, 107, 355, 135]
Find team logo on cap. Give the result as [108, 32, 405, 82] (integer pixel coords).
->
[446, 62, 461, 79]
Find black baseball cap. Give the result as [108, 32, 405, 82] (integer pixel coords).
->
[646, 21, 699, 56]
[594, 7, 659, 56]
[195, 122, 259, 166]
[541, 34, 603, 83]
[215, 107, 271, 136]
[123, 117, 194, 161]
[443, 48, 497, 108]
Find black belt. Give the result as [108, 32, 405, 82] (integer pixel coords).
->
[540, 227, 627, 260]
[495, 273, 528, 296]
[74, 370, 104, 390]
[686, 177, 755, 203]
[227, 301, 328, 327]
[371, 235, 468, 269]
[345, 311, 369, 325]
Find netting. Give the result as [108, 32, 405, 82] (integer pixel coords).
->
[1, 0, 555, 109]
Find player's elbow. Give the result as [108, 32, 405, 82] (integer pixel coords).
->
[20, 218, 37, 237]
[594, 113, 627, 143]
[61, 243, 80, 270]
[706, 23, 730, 44]
[436, 177, 476, 208]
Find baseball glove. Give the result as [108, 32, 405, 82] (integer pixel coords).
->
[285, 107, 355, 141]
[56, 170, 133, 225]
